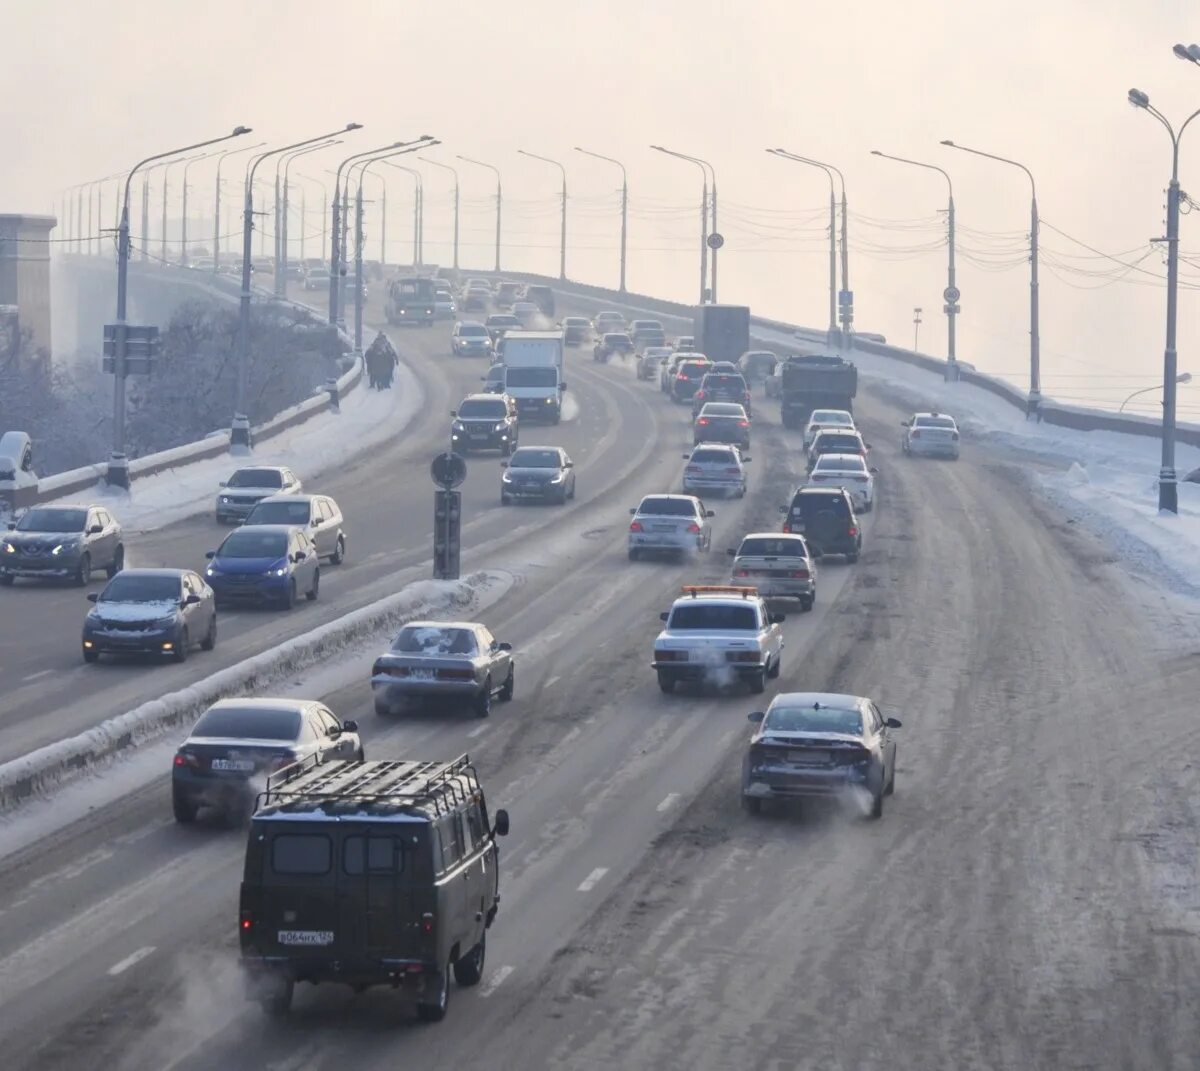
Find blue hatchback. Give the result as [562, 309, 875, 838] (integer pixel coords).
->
[204, 525, 319, 609]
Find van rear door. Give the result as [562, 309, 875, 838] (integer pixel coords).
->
[257, 826, 340, 957]
[340, 825, 430, 961]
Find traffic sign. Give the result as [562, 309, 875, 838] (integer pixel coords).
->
[430, 451, 467, 489]
[943, 286, 961, 303]
[838, 290, 853, 306]
[102, 323, 160, 375]
[943, 303, 961, 314]
[706, 232, 724, 250]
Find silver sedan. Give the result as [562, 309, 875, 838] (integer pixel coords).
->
[370, 621, 515, 718]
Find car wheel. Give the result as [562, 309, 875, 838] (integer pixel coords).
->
[474, 679, 492, 719]
[201, 615, 217, 651]
[331, 535, 346, 565]
[374, 697, 394, 717]
[657, 671, 674, 694]
[845, 551, 859, 564]
[172, 787, 198, 824]
[416, 961, 451, 1023]
[306, 569, 320, 601]
[868, 783, 885, 820]
[82, 647, 99, 664]
[74, 552, 91, 587]
[742, 794, 762, 815]
[749, 669, 767, 695]
[886, 764, 896, 796]
[261, 977, 294, 1019]
[767, 654, 781, 680]
[173, 628, 189, 663]
[801, 596, 814, 612]
[453, 934, 486, 987]
[628, 548, 640, 562]
[283, 579, 296, 610]
[501, 493, 511, 505]
[106, 545, 125, 578]
[498, 666, 515, 702]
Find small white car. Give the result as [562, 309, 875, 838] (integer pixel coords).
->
[681, 443, 750, 498]
[807, 453, 876, 512]
[652, 585, 785, 695]
[803, 409, 856, 451]
[727, 532, 816, 610]
[216, 467, 302, 524]
[628, 494, 714, 560]
[902, 412, 960, 459]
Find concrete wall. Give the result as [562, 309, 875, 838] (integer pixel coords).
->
[0, 214, 56, 357]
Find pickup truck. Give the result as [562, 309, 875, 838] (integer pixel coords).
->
[651, 586, 785, 695]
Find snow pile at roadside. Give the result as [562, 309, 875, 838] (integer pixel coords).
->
[62, 359, 423, 532]
[0, 569, 511, 812]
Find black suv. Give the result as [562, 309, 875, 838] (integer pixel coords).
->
[692, 372, 752, 417]
[780, 487, 861, 562]
[1, 503, 124, 586]
[451, 393, 519, 455]
[239, 754, 510, 1022]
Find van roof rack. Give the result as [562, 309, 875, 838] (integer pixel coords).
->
[254, 754, 480, 819]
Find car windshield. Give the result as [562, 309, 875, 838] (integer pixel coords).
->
[638, 498, 697, 517]
[815, 435, 862, 451]
[766, 705, 863, 735]
[99, 574, 180, 602]
[459, 324, 487, 337]
[793, 494, 851, 517]
[815, 455, 868, 473]
[192, 706, 300, 741]
[670, 603, 759, 630]
[702, 404, 745, 417]
[458, 399, 506, 418]
[227, 468, 283, 489]
[391, 626, 477, 655]
[217, 530, 288, 558]
[811, 410, 853, 426]
[505, 367, 558, 387]
[15, 508, 87, 532]
[691, 448, 737, 464]
[245, 501, 312, 525]
[510, 449, 561, 468]
[916, 415, 956, 429]
[738, 537, 808, 558]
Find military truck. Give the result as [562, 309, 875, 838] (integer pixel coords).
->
[778, 353, 858, 428]
[239, 754, 510, 1022]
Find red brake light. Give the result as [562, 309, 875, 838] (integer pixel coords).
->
[782, 523, 792, 533]
[734, 568, 750, 577]
[789, 569, 810, 579]
[848, 526, 858, 537]
[421, 912, 435, 934]
[698, 418, 709, 425]
[686, 523, 701, 533]
[629, 520, 644, 532]
[240, 912, 253, 932]
[911, 429, 921, 438]
[738, 420, 749, 427]
[174, 751, 198, 768]
[695, 391, 706, 400]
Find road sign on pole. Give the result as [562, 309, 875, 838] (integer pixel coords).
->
[943, 285, 961, 303]
[837, 290, 853, 306]
[430, 451, 467, 489]
[706, 232, 724, 250]
[102, 323, 160, 375]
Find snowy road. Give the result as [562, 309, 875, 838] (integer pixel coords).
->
[2, 309, 1198, 1069]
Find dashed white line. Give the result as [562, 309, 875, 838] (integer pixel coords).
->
[577, 867, 608, 893]
[479, 965, 514, 997]
[466, 724, 489, 739]
[543, 674, 560, 689]
[21, 669, 53, 683]
[656, 792, 681, 813]
[107, 945, 156, 976]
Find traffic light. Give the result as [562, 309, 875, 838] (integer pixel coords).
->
[433, 489, 461, 579]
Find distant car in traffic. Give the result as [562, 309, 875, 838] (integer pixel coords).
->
[694, 402, 751, 449]
[450, 393, 519, 455]
[463, 285, 490, 312]
[803, 409, 857, 451]
[727, 532, 816, 611]
[524, 284, 556, 316]
[83, 567, 217, 664]
[781, 487, 861, 561]
[592, 310, 626, 336]
[501, 446, 576, 505]
[670, 358, 714, 403]
[484, 313, 520, 344]
[433, 285, 456, 320]
[512, 301, 540, 328]
[594, 332, 634, 362]
[451, 320, 493, 357]
[637, 345, 673, 380]
[204, 524, 320, 608]
[560, 316, 590, 346]
[628, 493, 714, 560]
[302, 268, 329, 291]
[171, 698, 362, 823]
[692, 371, 752, 417]
[480, 363, 506, 394]
[370, 621, 515, 718]
[681, 443, 750, 498]
[629, 319, 666, 347]
[216, 466, 302, 524]
[243, 494, 347, 565]
[807, 428, 870, 471]
[0, 503, 124, 587]
[660, 352, 691, 392]
[494, 281, 522, 309]
[673, 335, 696, 352]
[742, 693, 900, 817]
[807, 453, 876, 512]
[901, 412, 961, 459]
[739, 350, 778, 386]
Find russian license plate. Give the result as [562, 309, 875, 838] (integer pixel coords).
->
[211, 758, 254, 772]
[789, 750, 829, 765]
[409, 668, 436, 681]
[469, 433, 488, 440]
[278, 930, 334, 946]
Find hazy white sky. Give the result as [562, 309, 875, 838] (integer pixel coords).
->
[7, 0, 1200, 411]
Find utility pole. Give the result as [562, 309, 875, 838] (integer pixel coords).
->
[913, 307, 923, 351]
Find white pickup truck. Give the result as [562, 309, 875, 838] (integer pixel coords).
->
[651, 586, 786, 696]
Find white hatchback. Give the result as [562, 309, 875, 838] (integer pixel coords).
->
[803, 409, 856, 451]
[806, 453, 876, 512]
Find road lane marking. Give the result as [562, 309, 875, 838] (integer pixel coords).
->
[577, 867, 608, 893]
[467, 724, 489, 739]
[543, 674, 560, 689]
[657, 792, 681, 812]
[107, 945, 156, 976]
[479, 965, 513, 997]
[21, 669, 54, 683]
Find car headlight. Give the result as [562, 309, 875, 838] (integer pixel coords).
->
[452, 421, 464, 432]
[544, 397, 554, 404]
[205, 565, 218, 577]
[220, 496, 232, 504]
[51, 541, 77, 556]
[494, 422, 507, 432]
[3, 542, 13, 554]
[272, 567, 288, 577]
[502, 473, 513, 483]
[550, 472, 565, 483]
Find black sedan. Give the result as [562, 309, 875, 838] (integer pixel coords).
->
[83, 567, 217, 664]
[500, 446, 576, 505]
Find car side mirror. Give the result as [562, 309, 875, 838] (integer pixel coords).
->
[5, 522, 14, 530]
[726, 548, 736, 557]
[747, 711, 765, 723]
[205, 550, 216, 559]
[560, 382, 567, 390]
[311, 517, 322, 526]
[497, 641, 513, 651]
[659, 611, 670, 621]
[705, 510, 715, 518]
[778, 505, 788, 514]
[564, 461, 573, 468]
[87, 592, 99, 603]
[493, 808, 511, 837]
[870, 467, 880, 475]
[769, 612, 787, 624]
[218, 480, 227, 488]
[343, 718, 359, 733]
[899, 421, 908, 427]
[184, 594, 202, 606]
[886, 717, 903, 729]
[88, 524, 104, 535]
[500, 461, 508, 468]
[450, 410, 457, 417]
[742, 456, 752, 463]
[629, 507, 637, 515]
[293, 551, 306, 562]
[681, 454, 691, 460]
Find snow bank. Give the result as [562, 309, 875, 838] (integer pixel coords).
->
[0, 569, 510, 812]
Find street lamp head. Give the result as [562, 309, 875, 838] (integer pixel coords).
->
[1128, 88, 1150, 109]
[1174, 43, 1192, 61]
[939, 140, 956, 147]
[1189, 44, 1200, 61]
[870, 149, 882, 156]
[345, 123, 363, 131]
[1178, 372, 1193, 384]
[232, 126, 252, 136]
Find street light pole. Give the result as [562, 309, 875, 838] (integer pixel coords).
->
[181, 150, 218, 267]
[1126, 86, 1200, 512]
[941, 139, 1039, 415]
[297, 172, 327, 265]
[518, 150, 568, 280]
[379, 160, 423, 268]
[420, 157, 460, 270]
[651, 145, 708, 302]
[277, 140, 339, 298]
[1119, 372, 1192, 412]
[871, 150, 958, 372]
[913, 307, 922, 351]
[574, 147, 627, 291]
[457, 156, 502, 272]
[767, 149, 837, 345]
[107, 126, 251, 487]
[212, 141, 264, 274]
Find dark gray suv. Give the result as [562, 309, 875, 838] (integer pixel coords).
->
[1, 504, 124, 586]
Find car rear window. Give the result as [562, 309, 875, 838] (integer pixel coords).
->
[391, 626, 477, 655]
[704, 375, 747, 390]
[192, 706, 300, 740]
[814, 434, 862, 451]
[811, 410, 853, 425]
[271, 834, 332, 875]
[915, 416, 956, 429]
[691, 448, 736, 464]
[702, 404, 745, 417]
[792, 493, 851, 517]
[765, 705, 862, 735]
[679, 362, 710, 378]
[670, 604, 759, 630]
[638, 498, 697, 517]
[738, 537, 808, 558]
[814, 455, 867, 473]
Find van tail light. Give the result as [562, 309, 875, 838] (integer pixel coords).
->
[675, 373, 687, 381]
[686, 523, 701, 533]
[421, 912, 436, 934]
[174, 751, 199, 769]
[782, 522, 792, 533]
[695, 391, 706, 401]
[629, 520, 644, 532]
[733, 568, 750, 577]
[240, 910, 253, 934]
